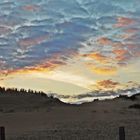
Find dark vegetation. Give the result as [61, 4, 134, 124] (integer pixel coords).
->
[0, 86, 140, 106]
[129, 104, 140, 109]
[0, 87, 65, 113]
[0, 86, 66, 104]
[116, 94, 139, 101]
[0, 86, 48, 97]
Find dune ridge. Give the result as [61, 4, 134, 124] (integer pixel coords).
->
[0, 87, 140, 139]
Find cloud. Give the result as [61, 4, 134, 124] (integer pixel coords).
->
[0, 0, 139, 75]
[96, 79, 120, 89]
[0, 26, 12, 36]
[88, 65, 117, 75]
[22, 4, 40, 12]
[97, 37, 112, 46]
[0, 60, 7, 73]
[0, 55, 66, 76]
[0, 0, 140, 100]
[113, 49, 130, 62]
[53, 83, 140, 104]
[114, 17, 135, 28]
[113, 49, 128, 56]
[18, 34, 49, 49]
[125, 28, 138, 34]
[83, 52, 111, 64]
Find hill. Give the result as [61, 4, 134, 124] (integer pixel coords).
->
[0, 87, 140, 140]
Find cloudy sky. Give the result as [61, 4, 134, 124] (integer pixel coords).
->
[0, 0, 140, 102]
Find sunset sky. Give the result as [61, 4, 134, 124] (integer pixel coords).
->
[0, 0, 140, 103]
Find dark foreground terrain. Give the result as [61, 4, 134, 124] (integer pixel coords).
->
[0, 88, 140, 140]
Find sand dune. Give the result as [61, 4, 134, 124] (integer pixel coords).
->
[0, 92, 140, 140]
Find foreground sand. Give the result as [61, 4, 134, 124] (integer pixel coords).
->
[0, 93, 140, 140]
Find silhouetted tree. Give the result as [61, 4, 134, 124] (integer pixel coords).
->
[0, 86, 49, 98]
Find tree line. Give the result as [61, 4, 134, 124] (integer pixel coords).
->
[0, 87, 49, 98]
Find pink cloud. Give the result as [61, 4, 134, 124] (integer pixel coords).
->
[18, 35, 49, 48]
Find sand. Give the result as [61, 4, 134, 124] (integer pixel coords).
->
[0, 93, 140, 140]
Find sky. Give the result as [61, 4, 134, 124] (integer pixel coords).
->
[0, 0, 140, 103]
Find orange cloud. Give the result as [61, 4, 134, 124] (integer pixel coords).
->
[113, 49, 128, 56]
[22, 5, 39, 12]
[96, 37, 124, 48]
[125, 28, 138, 34]
[118, 27, 138, 41]
[83, 52, 111, 64]
[0, 47, 78, 78]
[0, 59, 63, 77]
[0, 48, 77, 77]
[97, 37, 112, 46]
[114, 17, 135, 28]
[96, 79, 120, 89]
[113, 49, 129, 61]
[88, 65, 117, 75]
[116, 55, 127, 61]
[118, 33, 133, 40]
[1, 65, 53, 78]
[112, 42, 124, 48]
